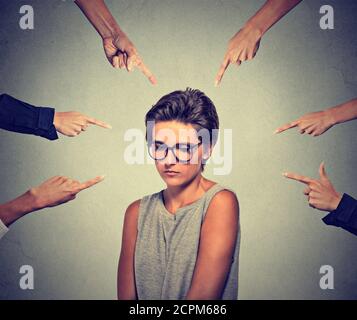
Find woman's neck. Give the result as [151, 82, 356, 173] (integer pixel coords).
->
[163, 174, 214, 213]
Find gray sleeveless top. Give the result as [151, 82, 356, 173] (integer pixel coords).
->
[134, 184, 241, 300]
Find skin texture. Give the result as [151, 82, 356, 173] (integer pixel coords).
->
[215, 0, 302, 86]
[117, 121, 239, 300]
[75, 0, 157, 84]
[275, 98, 357, 136]
[54, 112, 111, 137]
[117, 199, 140, 300]
[185, 189, 239, 299]
[283, 162, 342, 212]
[0, 175, 104, 227]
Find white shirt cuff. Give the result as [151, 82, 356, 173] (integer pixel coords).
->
[0, 218, 9, 240]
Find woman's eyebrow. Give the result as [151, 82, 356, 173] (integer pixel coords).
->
[154, 140, 165, 145]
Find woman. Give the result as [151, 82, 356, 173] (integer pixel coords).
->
[117, 88, 240, 299]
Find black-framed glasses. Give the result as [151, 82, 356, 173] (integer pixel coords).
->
[148, 141, 202, 163]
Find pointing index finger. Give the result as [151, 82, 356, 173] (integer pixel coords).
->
[215, 56, 230, 87]
[78, 175, 105, 191]
[283, 172, 313, 185]
[275, 120, 299, 134]
[86, 117, 112, 129]
[136, 58, 157, 85]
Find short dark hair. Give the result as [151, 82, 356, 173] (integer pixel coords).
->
[145, 88, 219, 146]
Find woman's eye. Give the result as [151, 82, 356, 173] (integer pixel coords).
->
[155, 144, 166, 151]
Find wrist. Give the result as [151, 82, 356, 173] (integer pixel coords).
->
[109, 28, 127, 46]
[26, 187, 44, 211]
[325, 106, 340, 126]
[111, 25, 125, 39]
[100, 19, 124, 40]
[53, 112, 61, 131]
[0, 191, 37, 227]
[244, 19, 265, 38]
[330, 193, 342, 211]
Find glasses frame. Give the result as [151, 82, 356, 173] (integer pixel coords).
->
[148, 141, 202, 163]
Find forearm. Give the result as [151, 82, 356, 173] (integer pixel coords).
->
[185, 259, 232, 300]
[185, 287, 222, 300]
[117, 282, 137, 300]
[117, 258, 137, 300]
[75, 0, 124, 39]
[0, 190, 38, 227]
[328, 98, 357, 125]
[117, 257, 137, 300]
[246, 0, 303, 35]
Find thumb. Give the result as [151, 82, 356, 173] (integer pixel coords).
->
[319, 162, 329, 182]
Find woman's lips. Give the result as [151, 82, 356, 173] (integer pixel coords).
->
[164, 170, 180, 177]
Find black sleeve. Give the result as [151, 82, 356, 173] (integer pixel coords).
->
[0, 93, 58, 140]
[322, 193, 357, 236]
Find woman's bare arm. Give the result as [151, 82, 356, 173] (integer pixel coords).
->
[185, 190, 239, 299]
[117, 200, 140, 300]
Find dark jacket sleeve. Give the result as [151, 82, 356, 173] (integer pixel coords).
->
[322, 193, 357, 236]
[0, 93, 58, 140]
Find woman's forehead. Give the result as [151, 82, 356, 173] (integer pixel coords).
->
[153, 121, 199, 142]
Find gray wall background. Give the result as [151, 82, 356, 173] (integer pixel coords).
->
[0, 0, 356, 299]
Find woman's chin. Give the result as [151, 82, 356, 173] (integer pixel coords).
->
[165, 180, 183, 187]
[162, 176, 186, 187]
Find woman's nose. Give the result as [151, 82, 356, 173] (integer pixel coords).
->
[164, 148, 177, 165]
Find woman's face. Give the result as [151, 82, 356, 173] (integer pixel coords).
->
[149, 121, 209, 187]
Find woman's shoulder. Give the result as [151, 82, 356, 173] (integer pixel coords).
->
[124, 191, 163, 232]
[204, 183, 239, 218]
[125, 190, 163, 214]
[210, 188, 239, 209]
[203, 179, 238, 201]
[139, 190, 163, 208]
[124, 199, 141, 224]
[126, 199, 141, 213]
[201, 188, 240, 243]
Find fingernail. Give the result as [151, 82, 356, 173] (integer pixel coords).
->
[150, 76, 157, 85]
[100, 175, 106, 180]
[282, 172, 287, 177]
[107, 124, 113, 129]
[214, 80, 219, 87]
